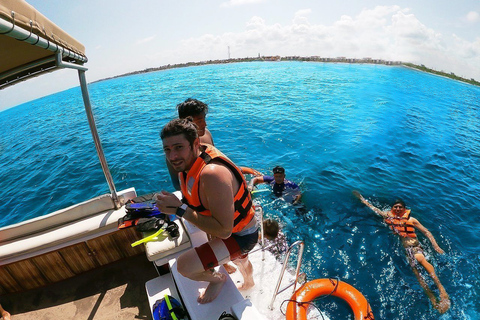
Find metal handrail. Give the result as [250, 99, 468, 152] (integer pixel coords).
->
[268, 240, 305, 310]
[78, 69, 120, 208]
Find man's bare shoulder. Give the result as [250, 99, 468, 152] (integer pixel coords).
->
[201, 162, 233, 180]
[200, 129, 214, 145]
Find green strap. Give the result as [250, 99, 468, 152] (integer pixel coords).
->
[164, 295, 179, 320]
[130, 228, 165, 247]
[251, 189, 269, 194]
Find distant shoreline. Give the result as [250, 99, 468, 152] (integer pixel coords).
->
[93, 56, 479, 87]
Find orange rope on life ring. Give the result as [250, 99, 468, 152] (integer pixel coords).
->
[286, 278, 374, 320]
[239, 166, 262, 176]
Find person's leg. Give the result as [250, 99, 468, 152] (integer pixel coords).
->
[223, 262, 237, 274]
[176, 237, 245, 304]
[206, 233, 237, 274]
[409, 262, 437, 306]
[176, 247, 227, 304]
[414, 252, 450, 313]
[232, 255, 255, 290]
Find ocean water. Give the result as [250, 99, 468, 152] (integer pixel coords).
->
[1, 62, 479, 319]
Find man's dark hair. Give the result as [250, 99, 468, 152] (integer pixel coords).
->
[177, 98, 209, 118]
[392, 199, 406, 208]
[272, 166, 285, 174]
[160, 117, 198, 146]
[263, 219, 279, 240]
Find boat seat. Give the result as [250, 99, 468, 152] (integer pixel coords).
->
[169, 259, 245, 320]
[143, 217, 192, 263]
[0, 188, 136, 265]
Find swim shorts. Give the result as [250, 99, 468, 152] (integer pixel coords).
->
[404, 239, 425, 267]
[194, 227, 259, 271]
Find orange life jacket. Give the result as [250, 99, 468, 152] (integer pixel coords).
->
[384, 209, 417, 238]
[179, 144, 255, 233]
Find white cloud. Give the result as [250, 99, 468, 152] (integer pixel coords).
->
[172, 5, 480, 80]
[136, 35, 156, 45]
[466, 11, 479, 22]
[220, 0, 267, 8]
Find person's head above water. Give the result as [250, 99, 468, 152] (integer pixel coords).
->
[391, 199, 407, 215]
[263, 218, 279, 240]
[177, 98, 209, 137]
[272, 166, 285, 184]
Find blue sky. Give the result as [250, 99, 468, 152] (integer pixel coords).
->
[1, 0, 479, 110]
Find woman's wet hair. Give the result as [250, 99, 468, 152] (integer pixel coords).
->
[177, 98, 209, 118]
[392, 199, 406, 208]
[160, 117, 198, 146]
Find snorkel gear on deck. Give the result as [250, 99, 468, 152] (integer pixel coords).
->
[130, 218, 180, 247]
[152, 294, 186, 320]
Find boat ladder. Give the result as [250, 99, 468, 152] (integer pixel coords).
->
[268, 240, 305, 310]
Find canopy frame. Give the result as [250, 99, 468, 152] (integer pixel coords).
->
[1, 3, 120, 208]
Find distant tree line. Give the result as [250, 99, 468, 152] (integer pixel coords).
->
[93, 57, 479, 88]
[403, 62, 479, 87]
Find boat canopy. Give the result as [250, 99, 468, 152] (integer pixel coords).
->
[0, 0, 87, 88]
[1, 0, 120, 207]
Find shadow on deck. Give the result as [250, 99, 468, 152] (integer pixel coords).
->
[0, 254, 158, 320]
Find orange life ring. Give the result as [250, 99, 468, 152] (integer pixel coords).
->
[286, 278, 374, 320]
[239, 166, 262, 176]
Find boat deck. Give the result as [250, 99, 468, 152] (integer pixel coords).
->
[0, 254, 158, 320]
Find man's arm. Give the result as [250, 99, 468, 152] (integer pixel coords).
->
[291, 183, 302, 204]
[353, 191, 388, 218]
[292, 191, 302, 204]
[411, 218, 445, 254]
[248, 176, 265, 192]
[155, 164, 236, 239]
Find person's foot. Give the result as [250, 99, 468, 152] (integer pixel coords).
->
[236, 276, 255, 290]
[436, 292, 451, 314]
[1, 310, 11, 320]
[197, 273, 227, 304]
[223, 263, 237, 274]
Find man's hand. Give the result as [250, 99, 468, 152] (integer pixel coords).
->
[435, 246, 445, 254]
[154, 191, 182, 215]
[352, 190, 363, 201]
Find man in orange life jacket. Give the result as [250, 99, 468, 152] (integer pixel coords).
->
[155, 118, 258, 304]
[353, 191, 450, 314]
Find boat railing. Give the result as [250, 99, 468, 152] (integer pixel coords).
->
[247, 205, 267, 260]
[268, 240, 305, 310]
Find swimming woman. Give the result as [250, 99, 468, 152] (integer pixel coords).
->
[353, 191, 450, 313]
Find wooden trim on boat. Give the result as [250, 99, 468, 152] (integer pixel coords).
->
[0, 227, 144, 295]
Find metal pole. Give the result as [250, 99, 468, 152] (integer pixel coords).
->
[78, 70, 120, 208]
[259, 205, 265, 261]
[268, 240, 305, 310]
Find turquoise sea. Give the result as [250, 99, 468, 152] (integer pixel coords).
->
[1, 62, 479, 319]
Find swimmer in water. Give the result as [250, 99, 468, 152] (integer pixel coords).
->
[353, 191, 450, 313]
[248, 166, 302, 204]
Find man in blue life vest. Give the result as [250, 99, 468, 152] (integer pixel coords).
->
[353, 191, 450, 314]
[155, 118, 258, 304]
[168, 98, 214, 190]
[248, 166, 302, 204]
